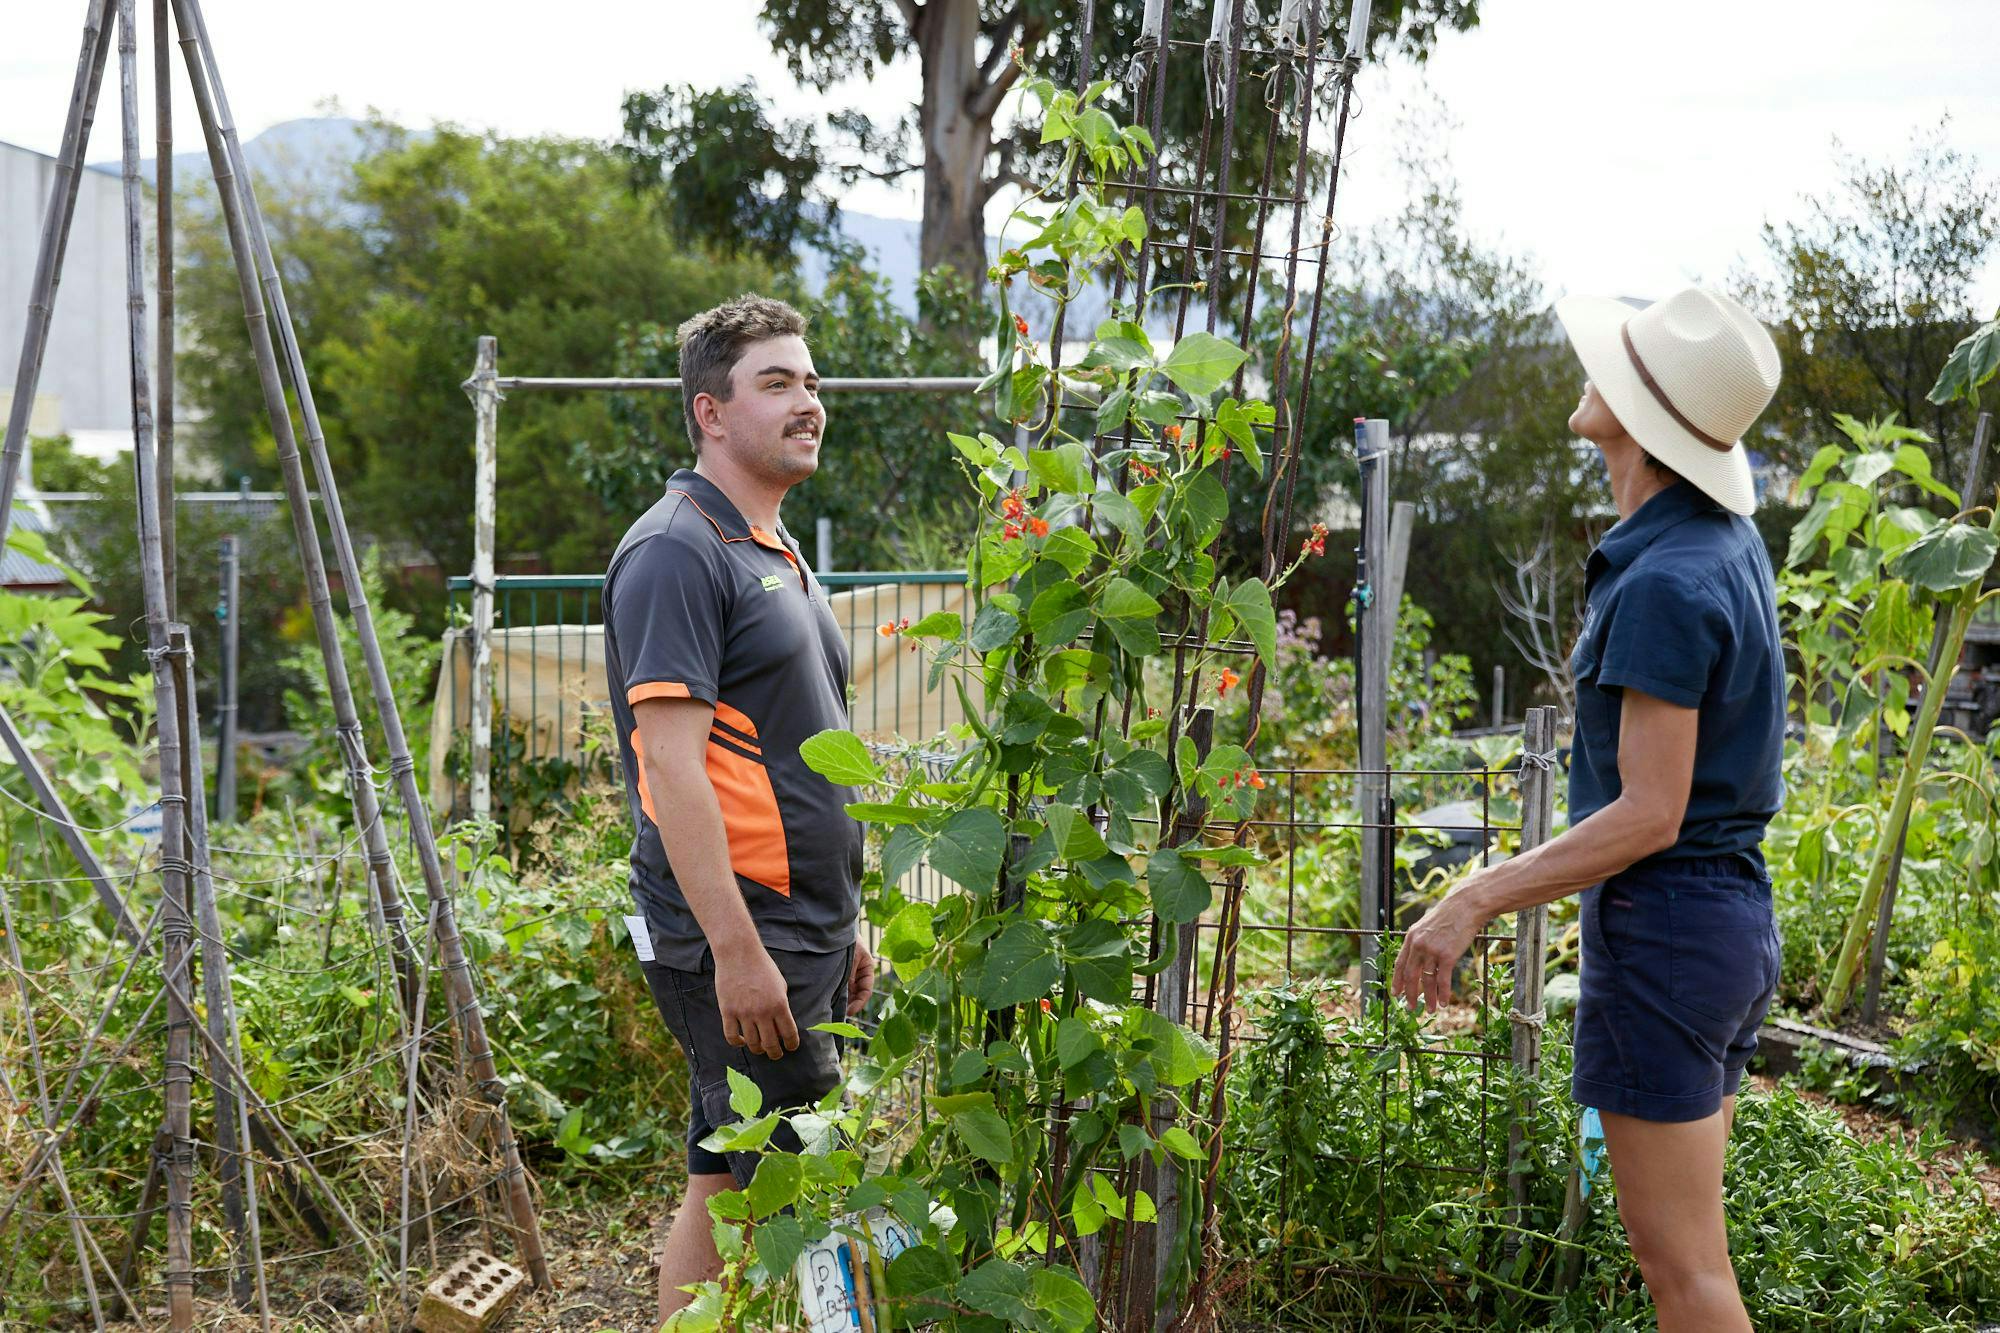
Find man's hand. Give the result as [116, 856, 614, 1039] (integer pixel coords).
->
[846, 941, 876, 1016]
[715, 942, 798, 1060]
[1390, 886, 1489, 1013]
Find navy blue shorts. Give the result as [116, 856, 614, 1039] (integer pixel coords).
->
[1573, 855, 1781, 1123]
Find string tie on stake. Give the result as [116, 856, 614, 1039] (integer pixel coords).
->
[1519, 748, 1560, 773]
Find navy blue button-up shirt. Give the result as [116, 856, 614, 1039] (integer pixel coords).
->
[1567, 480, 1787, 867]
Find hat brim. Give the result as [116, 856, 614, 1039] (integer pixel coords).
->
[1554, 295, 1757, 516]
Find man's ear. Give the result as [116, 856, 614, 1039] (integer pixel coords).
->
[691, 391, 725, 443]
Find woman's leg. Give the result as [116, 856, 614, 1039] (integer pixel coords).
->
[1600, 1101, 1750, 1333]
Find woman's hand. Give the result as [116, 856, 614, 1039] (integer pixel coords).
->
[1390, 887, 1489, 1013]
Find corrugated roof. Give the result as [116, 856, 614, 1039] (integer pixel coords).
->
[1, 504, 74, 589]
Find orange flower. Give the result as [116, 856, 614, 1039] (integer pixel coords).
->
[1217, 667, 1241, 697]
[1028, 516, 1050, 538]
[1014, 314, 1031, 337]
[1002, 488, 1026, 519]
[1247, 770, 1266, 790]
[1002, 521, 1024, 541]
[877, 622, 897, 638]
[1039, 998, 1053, 1014]
[1163, 424, 1182, 444]
[1132, 461, 1159, 482]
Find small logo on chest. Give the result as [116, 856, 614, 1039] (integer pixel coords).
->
[760, 574, 785, 591]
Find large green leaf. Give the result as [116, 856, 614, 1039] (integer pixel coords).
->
[1928, 316, 2000, 406]
[753, 1213, 804, 1274]
[1135, 1009, 1216, 1087]
[1886, 521, 1999, 593]
[928, 808, 1008, 890]
[949, 1108, 1017, 1169]
[1029, 1266, 1098, 1332]
[743, 1153, 802, 1216]
[969, 602, 1023, 652]
[1158, 331, 1249, 398]
[881, 900, 938, 966]
[1099, 576, 1163, 620]
[1224, 577, 1277, 669]
[1044, 804, 1110, 861]
[799, 730, 881, 787]
[958, 1258, 1031, 1319]
[977, 920, 1061, 1008]
[1147, 846, 1212, 924]
[1028, 441, 1095, 495]
[1028, 579, 1091, 646]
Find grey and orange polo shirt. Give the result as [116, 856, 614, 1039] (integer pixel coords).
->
[603, 468, 863, 970]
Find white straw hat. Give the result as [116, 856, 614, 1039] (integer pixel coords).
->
[1554, 287, 1781, 516]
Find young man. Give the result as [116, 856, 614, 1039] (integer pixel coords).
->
[601, 294, 875, 1322]
[1391, 287, 1785, 1331]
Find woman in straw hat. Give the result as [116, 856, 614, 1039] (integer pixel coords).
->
[1391, 287, 1786, 1331]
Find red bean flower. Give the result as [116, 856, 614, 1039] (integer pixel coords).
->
[1014, 314, 1031, 337]
[1028, 516, 1050, 538]
[1217, 667, 1241, 697]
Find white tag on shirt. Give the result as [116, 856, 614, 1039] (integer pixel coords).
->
[624, 916, 656, 963]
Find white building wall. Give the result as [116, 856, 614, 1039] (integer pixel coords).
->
[1, 140, 151, 439]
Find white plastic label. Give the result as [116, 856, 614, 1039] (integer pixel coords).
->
[624, 916, 656, 963]
[795, 1209, 918, 1333]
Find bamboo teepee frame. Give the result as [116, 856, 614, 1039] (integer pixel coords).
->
[0, 0, 548, 1322]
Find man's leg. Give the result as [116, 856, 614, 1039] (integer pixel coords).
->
[1600, 1104, 1750, 1333]
[658, 1171, 735, 1323]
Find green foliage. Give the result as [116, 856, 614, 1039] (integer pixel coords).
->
[578, 254, 999, 568]
[617, 82, 842, 266]
[1740, 117, 1998, 489]
[1220, 978, 2000, 1329]
[274, 549, 438, 822]
[174, 119, 779, 587]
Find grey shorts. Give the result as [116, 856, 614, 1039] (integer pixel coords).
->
[640, 944, 852, 1185]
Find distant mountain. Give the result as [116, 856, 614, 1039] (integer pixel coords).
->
[92, 114, 378, 195]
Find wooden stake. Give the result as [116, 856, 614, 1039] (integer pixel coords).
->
[1355, 418, 1392, 989]
[1504, 706, 1558, 1259]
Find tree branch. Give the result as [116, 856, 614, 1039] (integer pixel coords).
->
[967, 48, 1026, 122]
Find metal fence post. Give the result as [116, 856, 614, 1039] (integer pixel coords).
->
[466, 335, 499, 822]
[1505, 704, 1558, 1256]
[1356, 417, 1392, 990]
[215, 532, 239, 822]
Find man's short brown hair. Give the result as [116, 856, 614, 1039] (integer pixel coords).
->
[676, 294, 810, 449]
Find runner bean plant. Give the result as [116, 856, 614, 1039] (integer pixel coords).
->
[663, 72, 1319, 1331]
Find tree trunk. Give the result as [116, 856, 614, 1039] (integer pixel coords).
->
[916, 0, 993, 287]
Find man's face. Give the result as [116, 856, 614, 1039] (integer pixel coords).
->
[1568, 380, 1625, 444]
[704, 334, 824, 486]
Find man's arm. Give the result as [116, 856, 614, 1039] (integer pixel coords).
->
[634, 696, 799, 1059]
[1390, 686, 1699, 1011]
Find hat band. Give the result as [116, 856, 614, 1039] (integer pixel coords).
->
[1620, 324, 1735, 454]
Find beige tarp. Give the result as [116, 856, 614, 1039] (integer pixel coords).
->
[429, 581, 972, 816]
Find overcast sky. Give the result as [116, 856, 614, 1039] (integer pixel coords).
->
[5, 0, 1998, 310]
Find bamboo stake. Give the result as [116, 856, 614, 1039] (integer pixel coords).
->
[164, 0, 423, 1029]
[154, 0, 175, 616]
[0, 0, 116, 549]
[176, 0, 548, 1280]
[110, 1129, 171, 1318]
[170, 625, 270, 1319]
[115, 0, 195, 1319]
[1504, 706, 1558, 1259]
